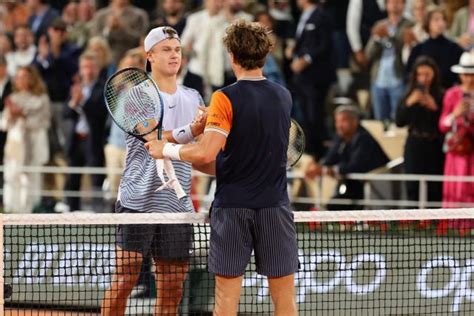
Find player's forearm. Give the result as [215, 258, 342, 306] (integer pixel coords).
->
[179, 143, 215, 165]
[192, 161, 216, 175]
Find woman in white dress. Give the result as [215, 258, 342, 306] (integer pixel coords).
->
[1, 65, 51, 213]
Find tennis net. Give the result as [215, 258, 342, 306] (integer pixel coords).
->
[2, 209, 474, 315]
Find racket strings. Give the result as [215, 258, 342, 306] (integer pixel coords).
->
[105, 69, 163, 136]
[287, 120, 305, 168]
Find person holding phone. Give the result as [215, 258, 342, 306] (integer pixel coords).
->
[396, 56, 444, 204]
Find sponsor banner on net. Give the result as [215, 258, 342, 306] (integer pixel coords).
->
[4, 229, 474, 313]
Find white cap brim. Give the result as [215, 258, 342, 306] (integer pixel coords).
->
[451, 65, 474, 74]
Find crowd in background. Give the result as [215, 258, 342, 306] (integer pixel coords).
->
[0, 0, 473, 214]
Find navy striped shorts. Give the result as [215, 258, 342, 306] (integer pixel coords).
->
[208, 204, 299, 277]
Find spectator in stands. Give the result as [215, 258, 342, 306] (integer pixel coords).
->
[63, 52, 108, 212]
[290, 0, 335, 159]
[1, 65, 51, 213]
[85, 36, 115, 83]
[61, 1, 78, 28]
[6, 26, 37, 78]
[200, 0, 253, 91]
[26, 0, 60, 43]
[305, 105, 389, 210]
[268, 0, 295, 41]
[0, 56, 12, 208]
[181, 0, 223, 97]
[151, 0, 188, 35]
[0, 33, 14, 56]
[0, 0, 31, 34]
[346, 0, 387, 70]
[402, 0, 430, 63]
[396, 56, 444, 203]
[34, 17, 81, 155]
[255, 11, 285, 86]
[89, 0, 149, 65]
[406, 6, 464, 89]
[68, 0, 96, 49]
[365, 0, 413, 121]
[450, 0, 474, 50]
[439, 51, 474, 210]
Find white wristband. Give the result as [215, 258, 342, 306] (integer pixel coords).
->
[163, 143, 183, 160]
[172, 124, 194, 144]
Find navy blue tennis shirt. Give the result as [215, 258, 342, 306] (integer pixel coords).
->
[204, 79, 292, 208]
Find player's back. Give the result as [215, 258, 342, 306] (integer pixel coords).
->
[213, 79, 292, 208]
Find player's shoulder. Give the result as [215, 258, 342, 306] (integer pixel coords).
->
[178, 85, 204, 103]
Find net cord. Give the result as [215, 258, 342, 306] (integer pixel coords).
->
[2, 208, 474, 226]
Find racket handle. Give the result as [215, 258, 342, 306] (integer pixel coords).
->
[163, 158, 186, 199]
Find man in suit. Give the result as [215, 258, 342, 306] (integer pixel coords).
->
[63, 52, 108, 212]
[290, 0, 336, 159]
[0, 55, 12, 206]
[305, 105, 389, 210]
[26, 0, 60, 43]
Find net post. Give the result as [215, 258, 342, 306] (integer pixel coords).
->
[0, 213, 4, 316]
[418, 179, 427, 209]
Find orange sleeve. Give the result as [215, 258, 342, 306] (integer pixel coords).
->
[204, 91, 233, 137]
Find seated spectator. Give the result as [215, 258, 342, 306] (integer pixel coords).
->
[396, 56, 444, 203]
[449, 0, 474, 50]
[63, 52, 108, 212]
[439, 51, 474, 211]
[85, 36, 115, 83]
[0, 65, 51, 213]
[365, 0, 413, 121]
[89, 0, 148, 65]
[406, 6, 463, 89]
[305, 105, 389, 210]
[26, 0, 60, 43]
[6, 25, 37, 78]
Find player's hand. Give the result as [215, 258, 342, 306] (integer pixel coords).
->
[145, 139, 166, 159]
[191, 106, 208, 136]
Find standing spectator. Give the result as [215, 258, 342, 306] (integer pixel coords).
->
[346, 0, 386, 70]
[305, 105, 389, 210]
[0, 33, 14, 56]
[396, 56, 444, 203]
[0, 56, 12, 208]
[33, 17, 81, 154]
[1, 66, 51, 213]
[450, 0, 474, 50]
[181, 0, 223, 97]
[85, 36, 115, 83]
[255, 11, 286, 86]
[151, 0, 188, 35]
[268, 0, 295, 41]
[68, 0, 96, 49]
[89, 0, 149, 65]
[26, 0, 60, 43]
[406, 6, 464, 89]
[365, 0, 413, 121]
[290, 0, 335, 159]
[6, 26, 37, 78]
[439, 51, 474, 210]
[402, 0, 430, 63]
[63, 52, 108, 212]
[200, 0, 253, 91]
[0, 0, 31, 34]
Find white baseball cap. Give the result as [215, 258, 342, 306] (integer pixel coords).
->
[144, 26, 180, 71]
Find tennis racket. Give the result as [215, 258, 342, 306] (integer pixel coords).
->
[287, 119, 305, 168]
[104, 67, 193, 211]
